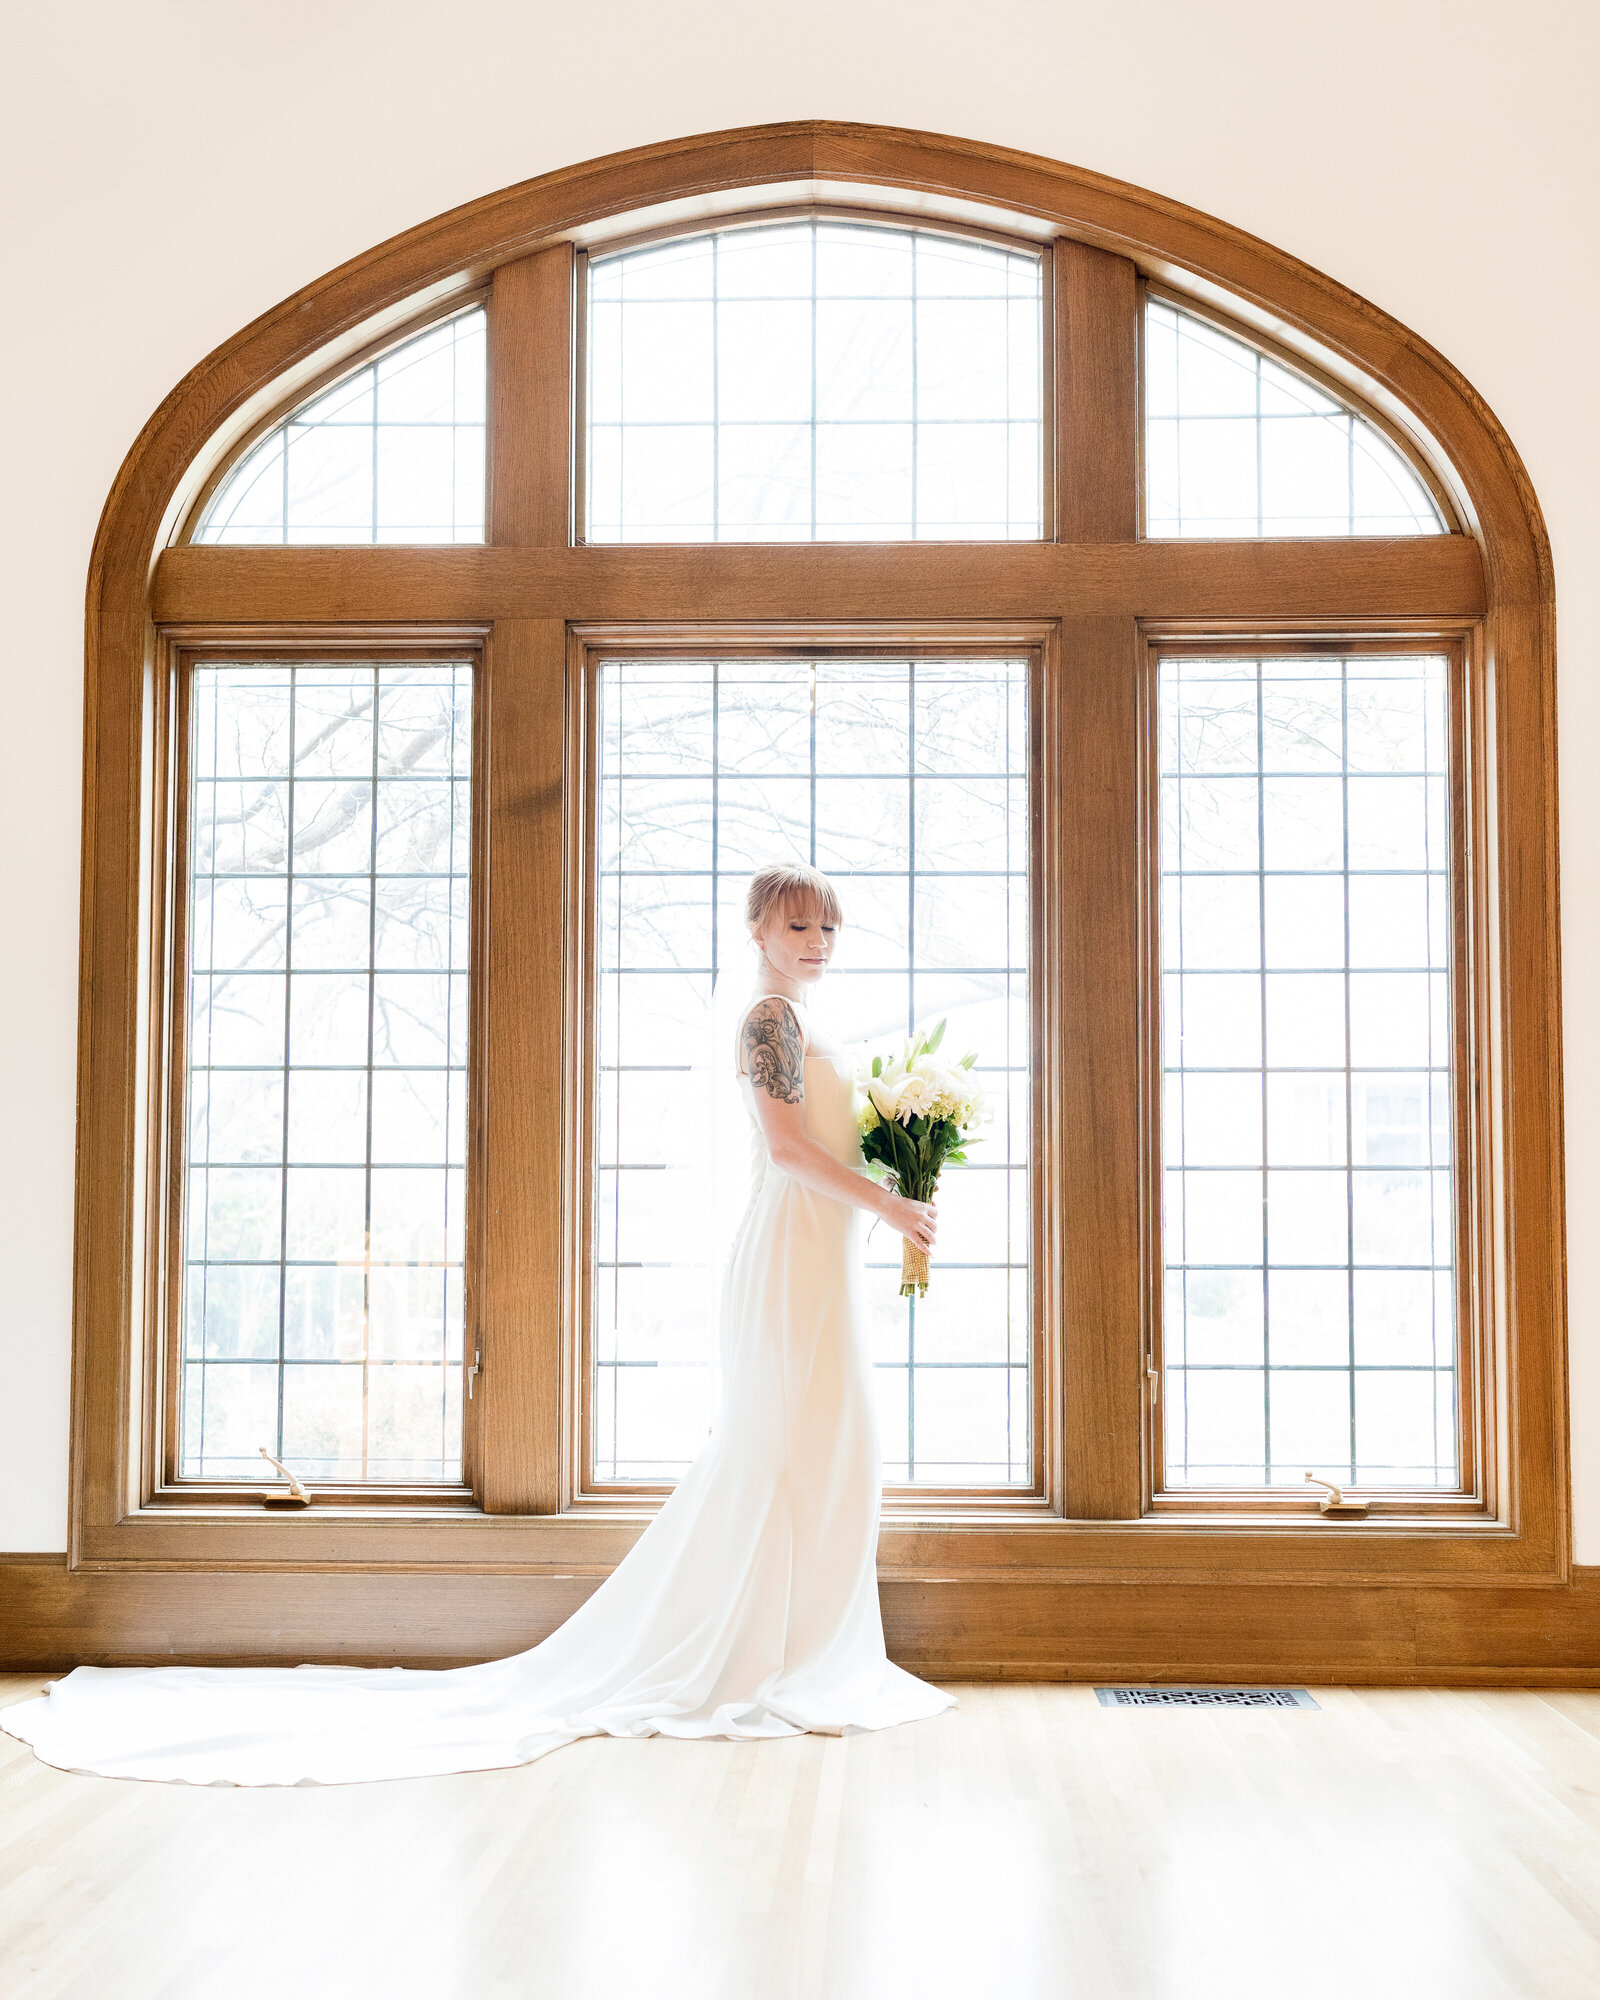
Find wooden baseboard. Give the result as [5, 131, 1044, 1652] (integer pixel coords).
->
[4, 1556, 1599, 1683]
[888, 1571, 1600, 1685]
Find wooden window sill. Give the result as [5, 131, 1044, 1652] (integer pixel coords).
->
[73, 1495, 1541, 1590]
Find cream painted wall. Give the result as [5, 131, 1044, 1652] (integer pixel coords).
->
[3, 0, 1594, 1554]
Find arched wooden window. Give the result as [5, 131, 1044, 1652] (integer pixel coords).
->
[69, 127, 1566, 1678]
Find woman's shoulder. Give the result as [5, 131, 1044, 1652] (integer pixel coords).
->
[736, 992, 809, 1077]
[738, 991, 808, 1044]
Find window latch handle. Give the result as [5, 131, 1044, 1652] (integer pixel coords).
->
[468, 1346, 482, 1400]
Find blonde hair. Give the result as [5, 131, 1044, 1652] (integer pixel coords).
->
[745, 863, 843, 937]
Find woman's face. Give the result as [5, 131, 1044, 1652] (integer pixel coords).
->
[753, 900, 838, 986]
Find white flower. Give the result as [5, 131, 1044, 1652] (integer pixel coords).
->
[859, 1038, 987, 1129]
[867, 1069, 909, 1120]
[896, 1070, 939, 1118]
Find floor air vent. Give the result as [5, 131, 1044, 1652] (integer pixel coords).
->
[1094, 1685, 1320, 1710]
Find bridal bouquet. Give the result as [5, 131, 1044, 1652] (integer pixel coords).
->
[857, 1020, 986, 1298]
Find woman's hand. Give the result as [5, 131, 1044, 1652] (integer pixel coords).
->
[883, 1191, 937, 1253]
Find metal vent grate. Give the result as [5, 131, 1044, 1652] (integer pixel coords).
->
[1095, 1685, 1320, 1710]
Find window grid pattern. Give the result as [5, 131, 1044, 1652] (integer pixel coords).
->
[182, 662, 472, 1483]
[1145, 299, 1445, 539]
[1160, 654, 1457, 1488]
[595, 656, 1030, 1485]
[586, 221, 1043, 543]
[195, 309, 486, 546]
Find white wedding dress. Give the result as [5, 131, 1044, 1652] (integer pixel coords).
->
[1, 993, 952, 1785]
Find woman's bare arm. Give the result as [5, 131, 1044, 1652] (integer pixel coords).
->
[741, 998, 936, 1253]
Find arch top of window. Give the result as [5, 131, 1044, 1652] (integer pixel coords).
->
[190, 303, 487, 547]
[581, 215, 1047, 546]
[1143, 291, 1455, 540]
[172, 194, 1472, 558]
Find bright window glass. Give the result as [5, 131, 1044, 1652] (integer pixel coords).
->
[196, 309, 486, 545]
[1145, 300, 1445, 538]
[586, 223, 1043, 542]
[594, 656, 1030, 1484]
[182, 661, 473, 1481]
[1160, 654, 1457, 1488]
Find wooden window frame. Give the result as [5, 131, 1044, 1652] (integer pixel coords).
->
[559, 624, 1060, 1514]
[1139, 628, 1491, 1518]
[66, 126, 1565, 1614]
[150, 633, 491, 1511]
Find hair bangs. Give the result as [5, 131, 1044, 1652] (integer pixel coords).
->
[744, 863, 843, 934]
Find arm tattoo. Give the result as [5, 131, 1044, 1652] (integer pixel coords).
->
[742, 999, 804, 1104]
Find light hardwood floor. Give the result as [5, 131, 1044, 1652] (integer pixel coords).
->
[6, 1675, 1600, 1999]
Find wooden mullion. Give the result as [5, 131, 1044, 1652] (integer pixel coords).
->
[489, 247, 574, 550]
[1056, 615, 1148, 1518]
[1054, 241, 1140, 543]
[1048, 242, 1145, 1516]
[477, 619, 568, 1512]
[153, 538, 1488, 628]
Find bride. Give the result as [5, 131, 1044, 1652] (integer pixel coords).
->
[1, 863, 954, 1785]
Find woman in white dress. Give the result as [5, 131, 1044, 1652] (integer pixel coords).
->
[1, 863, 953, 1785]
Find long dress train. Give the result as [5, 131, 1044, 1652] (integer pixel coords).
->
[0, 995, 953, 1785]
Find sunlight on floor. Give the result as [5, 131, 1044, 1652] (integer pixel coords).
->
[5, 1677, 1600, 1999]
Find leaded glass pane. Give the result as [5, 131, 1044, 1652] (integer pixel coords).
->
[196, 310, 486, 546]
[1145, 300, 1445, 538]
[594, 657, 1030, 1485]
[586, 224, 1043, 543]
[1160, 654, 1457, 1489]
[182, 661, 472, 1482]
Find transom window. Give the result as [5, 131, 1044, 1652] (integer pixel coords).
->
[1144, 298, 1445, 539]
[584, 220, 1044, 543]
[196, 308, 486, 546]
